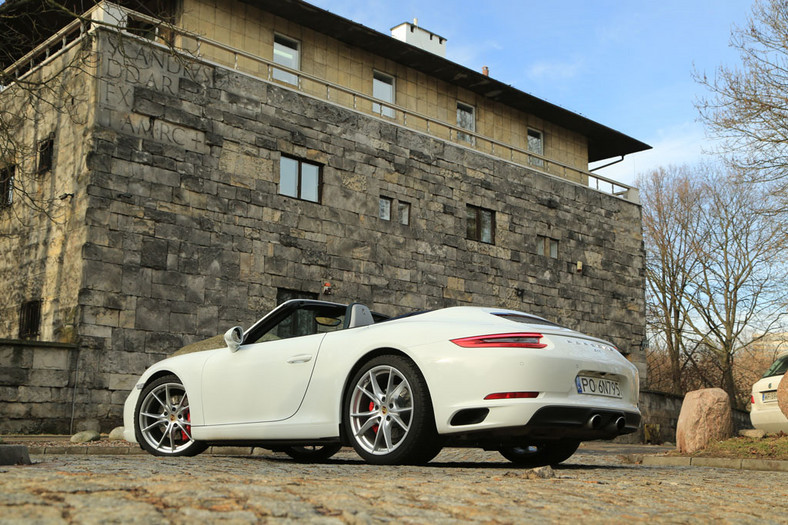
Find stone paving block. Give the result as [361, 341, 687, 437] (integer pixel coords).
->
[641, 455, 691, 467]
[741, 459, 788, 472]
[691, 457, 742, 469]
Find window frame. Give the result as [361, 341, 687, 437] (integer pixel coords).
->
[397, 200, 411, 226]
[379, 196, 393, 221]
[466, 204, 495, 244]
[379, 196, 411, 226]
[279, 155, 322, 203]
[0, 164, 14, 208]
[527, 128, 544, 168]
[36, 133, 54, 175]
[537, 235, 559, 259]
[372, 70, 396, 118]
[456, 101, 476, 144]
[19, 299, 42, 339]
[272, 34, 301, 86]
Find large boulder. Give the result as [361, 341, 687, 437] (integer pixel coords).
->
[676, 388, 733, 454]
[779, 373, 788, 420]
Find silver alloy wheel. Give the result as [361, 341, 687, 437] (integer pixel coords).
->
[138, 381, 195, 455]
[349, 364, 413, 455]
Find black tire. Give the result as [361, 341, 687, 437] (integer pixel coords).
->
[499, 439, 580, 467]
[283, 444, 343, 462]
[135, 374, 208, 457]
[343, 355, 442, 465]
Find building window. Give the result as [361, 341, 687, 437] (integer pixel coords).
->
[126, 18, 158, 40]
[527, 129, 544, 168]
[37, 134, 54, 175]
[466, 204, 495, 244]
[397, 201, 410, 225]
[537, 235, 559, 258]
[379, 196, 392, 220]
[457, 102, 475, 144]
[0, 165, 14, 208]
[279, 156, 321, 203]
[273, 34, 300, 85]
[19, 300, 42, 339]
[379, 196, 410, 225]
[372, 71, 395, 118]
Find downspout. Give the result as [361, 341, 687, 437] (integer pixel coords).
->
[589, 155, 624, 172]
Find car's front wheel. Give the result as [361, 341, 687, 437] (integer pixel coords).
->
[498, 439, 580, 467]
[135, 374, 208, 457]
[344, 355, 441, 465]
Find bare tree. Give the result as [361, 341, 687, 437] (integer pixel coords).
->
[640, 163, 788, 406]
[696, 0, 788, 201]
[639, 165, 703, 394]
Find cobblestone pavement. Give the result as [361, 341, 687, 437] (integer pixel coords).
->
[1, 445, 786, 524]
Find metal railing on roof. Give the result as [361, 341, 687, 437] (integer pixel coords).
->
[2, 1, 639, 204]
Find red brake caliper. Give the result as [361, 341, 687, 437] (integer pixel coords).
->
[181, 410, 191, 441]
[369, 401, 379, 434]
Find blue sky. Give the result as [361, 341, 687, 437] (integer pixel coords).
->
[308, 0, 755, 186]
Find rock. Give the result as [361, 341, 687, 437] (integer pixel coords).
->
[778, 372, 788, 420]
[739, 428, 766, 439]
[0, 445, 31, 466]
[676, 388, 733, 454]
[108, 427, 125, 441]
[70, 430, 101, 444]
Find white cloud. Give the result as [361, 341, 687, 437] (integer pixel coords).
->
[526, 59, 583, 81]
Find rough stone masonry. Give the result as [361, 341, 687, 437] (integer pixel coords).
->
[0, 29, 645, 433]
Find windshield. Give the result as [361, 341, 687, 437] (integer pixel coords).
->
[761, 355, 788, 379]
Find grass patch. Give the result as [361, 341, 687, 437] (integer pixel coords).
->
[680, 434, 788, 460]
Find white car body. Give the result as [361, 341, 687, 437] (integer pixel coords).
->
[124, 300, 640, 464]
[750, 353, 788, 433]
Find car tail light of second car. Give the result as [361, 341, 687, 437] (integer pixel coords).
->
[450, 333, 547, 349]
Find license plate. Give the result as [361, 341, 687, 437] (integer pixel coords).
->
[763, 391, 778, 402]
[576, 376, 622, 398]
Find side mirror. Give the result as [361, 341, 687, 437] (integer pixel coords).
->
[224, 326, 244, 353]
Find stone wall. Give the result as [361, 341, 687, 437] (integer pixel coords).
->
[2, 30, 646, 431]
[0, 340, 79, 434]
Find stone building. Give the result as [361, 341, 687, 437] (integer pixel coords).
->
[0, 0, 650, 433]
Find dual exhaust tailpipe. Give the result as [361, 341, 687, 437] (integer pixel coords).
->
[586, 414, 626, 434]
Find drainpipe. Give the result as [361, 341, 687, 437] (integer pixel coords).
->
[589, 155, 624, 172]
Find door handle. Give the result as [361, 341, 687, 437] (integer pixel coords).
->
[287, 354, 313, 364]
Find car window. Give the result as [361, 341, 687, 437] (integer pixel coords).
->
[762, 355, 788, 378]
[255, 304, 347, 343]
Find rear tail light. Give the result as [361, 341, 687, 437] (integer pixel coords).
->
[451, 333, 546, 349]
[751, 395, 755, 405]
[484, 392, 539, 400]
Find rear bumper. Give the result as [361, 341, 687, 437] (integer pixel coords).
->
[443, 405, 641, 447]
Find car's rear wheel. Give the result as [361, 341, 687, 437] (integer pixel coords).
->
[498, 439, 580, 467]
[283, 444, 343, 462]
[135, 375, 208, 457]
[344, 355, 442, 465]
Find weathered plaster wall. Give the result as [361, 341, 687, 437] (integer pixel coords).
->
[0, 43, 93, 344]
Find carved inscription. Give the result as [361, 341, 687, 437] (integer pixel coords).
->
[98, 34, 209, 151]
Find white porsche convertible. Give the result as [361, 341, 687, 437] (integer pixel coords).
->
[124, 299, 640, 466]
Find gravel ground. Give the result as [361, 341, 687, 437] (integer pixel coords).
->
[1, 446, 786, 524]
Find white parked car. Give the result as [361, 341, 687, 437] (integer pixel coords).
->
[124, 299, 641, 466]
[750, 353, 788, 433]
